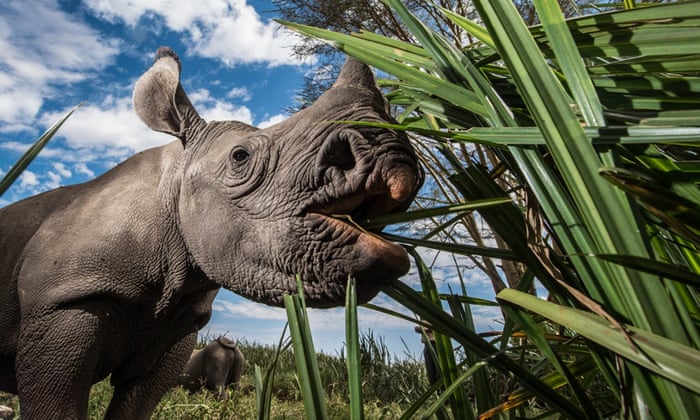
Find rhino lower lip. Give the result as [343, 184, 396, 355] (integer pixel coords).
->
[306, 212, 409, 271]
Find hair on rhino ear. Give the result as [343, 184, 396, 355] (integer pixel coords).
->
[133, 47, 202, 143]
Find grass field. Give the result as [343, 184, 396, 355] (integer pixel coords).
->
[0, 334, 432, 419]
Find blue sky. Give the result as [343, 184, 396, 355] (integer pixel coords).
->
[0, 0, 503, 358]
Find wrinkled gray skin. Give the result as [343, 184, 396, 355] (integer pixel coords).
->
[0, 47, 420, 419]
[177, 336, 245, 399]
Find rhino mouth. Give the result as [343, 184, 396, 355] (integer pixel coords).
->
[304, 189, 406, 242]
[307, 212, 409, 304]
[297, 191, 410, 306]
[306, 211, 400, 246]
[290, 137, 419, 306]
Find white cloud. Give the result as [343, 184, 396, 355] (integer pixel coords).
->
[18, 170, 39, 189]
[52, 162, 72, 178]
[211, 296, 408, 334]
[35, 87, 268, 169]
[40, 96, 172, 155]
[257, 114, 287, 128]
[207, 290, 421, 355]
[0, 88, 44, 126]
[0, 122, 36, 135]
[193, 12, 301, 67]
[206, 284, 502, 357]
[0, 142, 33, 155]
[212, 289, 419, 335]
[227, 87, 252, 102]
[412, 246, 495, 292]
[204, 255, 508, 356]
[471, 305, 505, 332]
[213, 299, 287, 321]
[189, 88, 254, 124]
[0, 0, 120, 124]
[83, 0, 312, 67]
[0, 0, 306, 197]
[45, 170, 63, 190]
[0, 141, 78, 170]
[42, 162, 73, 189]
[74, 162, 95, 178]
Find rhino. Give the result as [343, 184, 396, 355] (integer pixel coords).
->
[0, 47, 421, 419]
[177, 336, 245, 399]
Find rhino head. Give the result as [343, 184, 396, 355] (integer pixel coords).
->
[133, 47, 421, 307]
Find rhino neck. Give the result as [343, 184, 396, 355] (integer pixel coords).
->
[143, 141, 220, 314]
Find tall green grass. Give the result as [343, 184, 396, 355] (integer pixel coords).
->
[0, 332, 429, 418]
[282, 0, 700, 418]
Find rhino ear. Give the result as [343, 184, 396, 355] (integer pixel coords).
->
[133, 47, 202, 142]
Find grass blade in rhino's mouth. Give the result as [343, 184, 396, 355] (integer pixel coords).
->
[329, 213, 373, 233]
[307, 212, 397, 247]
[308, 212, 379, 236]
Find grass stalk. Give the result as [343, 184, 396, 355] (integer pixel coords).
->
[0, 105, 80, 197]
[283, 275, 328, 419]
[345, 277, 364, 420]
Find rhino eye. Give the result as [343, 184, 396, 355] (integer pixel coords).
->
[230, 147, 250, 164]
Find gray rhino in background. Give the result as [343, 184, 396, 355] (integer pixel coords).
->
[0, 47, 421, 419]
[177, 336, 245, 399]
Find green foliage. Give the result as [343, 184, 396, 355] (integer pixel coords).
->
[0, 105, 79, 198]
[284, 275, 328, 419]
[282, 0, 700, 418]
[345, 277, 364, 420]
[0, 333, 428, 418]
[254, 324, 290, 420]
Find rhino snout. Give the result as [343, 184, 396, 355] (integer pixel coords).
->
[316, 128, 419, 202]
[385, 164, 418, 203]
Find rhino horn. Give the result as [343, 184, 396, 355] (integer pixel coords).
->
[133, 46, 202, 143]
[332, 57, 378, 89]
[327, 57, 390, 113]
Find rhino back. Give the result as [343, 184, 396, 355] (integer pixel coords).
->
[0, 141, 186, 350]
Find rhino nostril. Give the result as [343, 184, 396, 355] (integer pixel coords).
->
[319, 132, 356, 171]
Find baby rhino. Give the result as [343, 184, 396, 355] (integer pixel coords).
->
[0, 46, 421, 419]
[177, 337, 245, 399]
